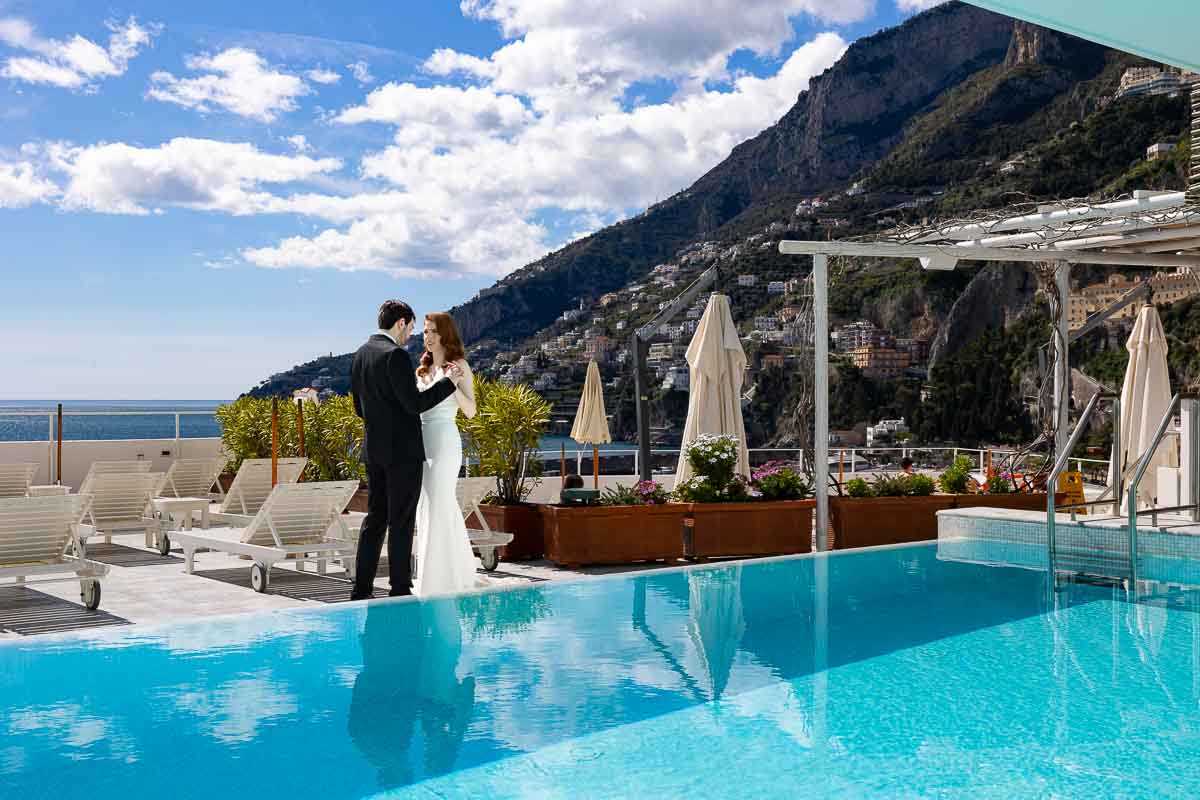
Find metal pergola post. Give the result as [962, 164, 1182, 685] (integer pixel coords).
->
[813, 255, 830, 550]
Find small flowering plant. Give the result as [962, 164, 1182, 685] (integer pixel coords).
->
[751, 461, 811, 501]
[985, 471, 1016, 494]
[683, 434, 740, 488]
[602, 480, 670, 506]
[673, 474, 751, 503]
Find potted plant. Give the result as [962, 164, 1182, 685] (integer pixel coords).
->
[541, 480, 687, 568]
[674, 436, 814, 560]
[934, 455, 1058, 512]
[458, 379, 552, 560]
[829, 471, 954, 549]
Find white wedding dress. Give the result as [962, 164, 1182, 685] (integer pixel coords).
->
[414, 367, 483, 597]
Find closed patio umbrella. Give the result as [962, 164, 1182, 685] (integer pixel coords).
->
[571, 360, 611, 489]
[1109, 303, 1173, 508]
[674, 294, 750, 488]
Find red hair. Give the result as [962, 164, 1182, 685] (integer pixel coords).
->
[418, 312, 466, 379]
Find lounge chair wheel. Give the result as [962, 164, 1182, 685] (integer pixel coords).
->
[157, 533, 171, 556]
[250, 563, 269, 593]
[480, 548, 500, 571]
[81, 579, 101, 611]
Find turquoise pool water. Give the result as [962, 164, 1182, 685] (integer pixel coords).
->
[3, 543, 1200, 798]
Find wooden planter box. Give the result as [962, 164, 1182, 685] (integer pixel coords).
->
[951, 492, 1063, 512]
[686, 500, 814, 559]
[541, 504, 687, 568]
[479, 504, 545, 561]
[830, 495, 956, 550]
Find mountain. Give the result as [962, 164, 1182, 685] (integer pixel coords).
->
[448, 2, 1015, 346]
[249, 2, 1193, 449]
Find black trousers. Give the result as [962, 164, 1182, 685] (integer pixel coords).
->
[353, 461, 422, 598]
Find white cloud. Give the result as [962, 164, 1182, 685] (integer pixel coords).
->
[0, 16, 158, 91]
[333, 82, 532, 147]
[346, 60, 374, 85]
[253, 32, 845, 277]
[285, 134, 311, 152]
[148, 48, 310, 122]
[0, 160, 58, 207]
[305, 67, 340, 84]
[437, 0, 871, 115]
[895, 0, 948, 10]
[44, 137, 342, 215]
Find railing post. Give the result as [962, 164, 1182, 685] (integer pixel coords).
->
[633, 448, 639, 478]
[175, 413, 181, 457]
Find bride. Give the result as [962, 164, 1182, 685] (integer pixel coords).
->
[413, 312, 484, 597]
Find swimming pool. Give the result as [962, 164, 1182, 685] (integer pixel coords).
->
[3, 542, 1200, 798]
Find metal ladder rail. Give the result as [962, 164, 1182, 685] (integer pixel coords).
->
[1047, 391, 1111, 576]
[1126, 392, 1183, 587]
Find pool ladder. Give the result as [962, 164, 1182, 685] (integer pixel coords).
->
[1049, 391, 1200, 589]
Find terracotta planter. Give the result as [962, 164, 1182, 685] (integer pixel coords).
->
[830, 495, 956, 550]
[541, 504, 687, 567]
[218, 473, 235, 493]
[479, 504, 545, 560]
[951, 492, 1064, 512]
[686, 500, 814, 559]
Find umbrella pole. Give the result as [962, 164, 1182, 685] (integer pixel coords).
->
[296, 398, 306, 458]
[56, 403, 63, 485]
[593, 445, 599, 490]
[271, 397, 279, 487]
[561, 442, 566, 488]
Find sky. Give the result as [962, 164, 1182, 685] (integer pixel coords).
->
[0, 0, 946, 400]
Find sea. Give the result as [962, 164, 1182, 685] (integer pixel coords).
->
[0, 400, 633, 452]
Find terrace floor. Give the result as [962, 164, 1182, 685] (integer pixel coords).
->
[0, 530, 685, 641]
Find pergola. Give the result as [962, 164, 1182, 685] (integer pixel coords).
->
[780, 190, 1200, 546]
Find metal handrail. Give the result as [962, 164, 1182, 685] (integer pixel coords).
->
[1126, 392, 1183, 587]
[1046, 391, 1108, 575]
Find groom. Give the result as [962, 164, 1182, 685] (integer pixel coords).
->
[350, 300, 461, 600]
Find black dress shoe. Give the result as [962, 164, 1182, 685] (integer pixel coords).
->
[349, 592, 373, 601]
[388, 589, 412, 597]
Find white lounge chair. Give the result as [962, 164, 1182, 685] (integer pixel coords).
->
[80, 472, 166, 547]
[0, 494, 109, 610]
[209, 458, 307, 524]
[78, 460, 153, 496]
[161, 457, 225, 499]
[172, 480, 359, 593]
[0, 463, 39, 498]
[457, 477, 513, 571]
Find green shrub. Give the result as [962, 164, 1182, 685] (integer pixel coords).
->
[458, 378, 552, 505]
[846, 477, 873, 498]
[906, 474, 936, 496]
[939, 455, 974, 494]
[987, 472, 1015, 494]
[872, 473, 911, 497]
[216, 395, 364, 482]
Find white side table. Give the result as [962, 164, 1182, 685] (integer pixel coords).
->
[29, 485, 70, 497]
[152, 497, 211, 554]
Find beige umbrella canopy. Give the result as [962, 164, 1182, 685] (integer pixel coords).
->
[571, 360, 611, 489]
[675, 294, 750, 487]
[1109, 304, 1173, 508]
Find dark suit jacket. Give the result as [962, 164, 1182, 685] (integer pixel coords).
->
[351, 334, 456, 466]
